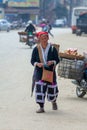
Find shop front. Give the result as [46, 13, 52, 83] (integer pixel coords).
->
[4, 0, 40, 23]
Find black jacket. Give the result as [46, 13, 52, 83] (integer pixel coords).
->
[25, 24, 36, 33]
[31, 45, 60, 83]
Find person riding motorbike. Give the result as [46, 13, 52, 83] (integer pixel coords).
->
[25, 20, 36, 46]
[25, 20, 36, 35]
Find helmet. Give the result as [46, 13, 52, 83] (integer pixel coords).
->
[42, 18, 46, 22]
[28, 20, 32, 24]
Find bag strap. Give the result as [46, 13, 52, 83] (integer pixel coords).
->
[37, 44, 43, 63]
[37, 44, 55, 71]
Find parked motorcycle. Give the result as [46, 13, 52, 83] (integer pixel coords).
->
[76, 64, 87, 98]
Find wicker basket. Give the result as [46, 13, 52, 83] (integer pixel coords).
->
[18, 32, 27, 42]
[59, 52, 85, 60]
[58, 58, 85, 80]
[20, 37, 27, 42]
[18, 32, 27, 35]
[52, 44, 60, 53]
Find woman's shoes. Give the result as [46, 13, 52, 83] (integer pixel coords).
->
[36, 108, 45, 113]
[36, 102, 58, 113]
[52, 102, 58, 110]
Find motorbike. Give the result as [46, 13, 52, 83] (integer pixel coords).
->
[76, 64, 87, 98]
[26, 32, 36, 48]
[18, 31, 37, 48]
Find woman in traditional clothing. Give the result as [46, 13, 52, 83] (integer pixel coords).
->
[31, 31, 60, 113]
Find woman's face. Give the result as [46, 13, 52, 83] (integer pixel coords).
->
[39, 34, 49, 48]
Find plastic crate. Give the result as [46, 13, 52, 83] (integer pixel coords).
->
[58, 58, 85, 80]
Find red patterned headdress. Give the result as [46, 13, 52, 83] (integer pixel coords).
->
[36, 31, 48, 38]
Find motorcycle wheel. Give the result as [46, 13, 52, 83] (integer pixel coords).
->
[76, 87, 86, 98]
[76, 29, 82, 36]
[7, 28, 10, 32]
[26, 41, 32, 48]
[30, 45, 32, 49]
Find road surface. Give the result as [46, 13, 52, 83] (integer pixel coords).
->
[0, 28, 87, 130]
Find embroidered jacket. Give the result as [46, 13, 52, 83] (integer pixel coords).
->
[31, 45, 60, 83]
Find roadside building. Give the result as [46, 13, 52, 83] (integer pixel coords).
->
[4, 0, 40, 23]
[0, 0, 5, 19]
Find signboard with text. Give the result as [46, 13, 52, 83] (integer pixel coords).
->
[8, 0, 39, 7]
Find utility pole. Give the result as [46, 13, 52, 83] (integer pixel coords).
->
[43, 0, 46, 18]
[40, 0, 56, 22]
[40, 0, 46, 19]
[68, 0, 73, 26]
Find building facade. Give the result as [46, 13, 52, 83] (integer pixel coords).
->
[60, 0, 87, 7]
[3, 0, 40, 23]
[1, 0, 87, 23]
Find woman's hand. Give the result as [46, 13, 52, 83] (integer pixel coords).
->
[37, 63, 43, 68]
[47, 61, 54, 66]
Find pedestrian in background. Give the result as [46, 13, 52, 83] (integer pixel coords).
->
[46, 20, 54, 37]
[42, 20, 54, 37]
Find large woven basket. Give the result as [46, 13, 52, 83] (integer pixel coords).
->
[18, 32, 27, 35]
[52, 44, 60, 53]
[20, 37, 27, 42]
[58, 58, 85, 80]
[59, 52, 85, 60]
